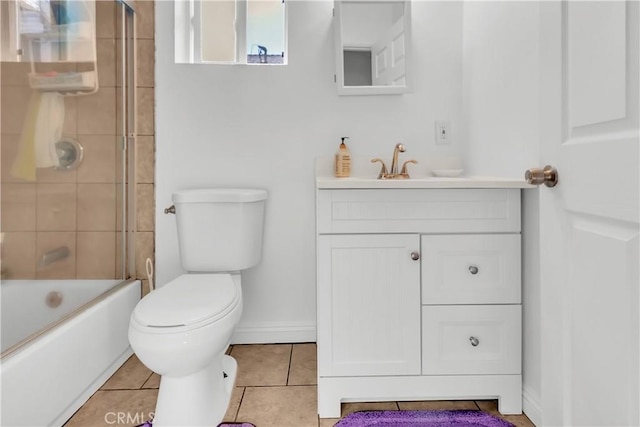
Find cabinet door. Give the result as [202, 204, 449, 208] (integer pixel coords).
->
[317, 234, 421, 377]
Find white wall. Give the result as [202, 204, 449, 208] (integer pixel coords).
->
[155, 1, 464, 343]
[461, 1, 539, 177]
[461, 2, 541, 424]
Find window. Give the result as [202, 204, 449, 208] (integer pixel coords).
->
[175, 0, 287, 65]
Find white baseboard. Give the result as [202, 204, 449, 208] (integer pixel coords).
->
[231, 321, 316, 344]
[522, 385, 542, 427]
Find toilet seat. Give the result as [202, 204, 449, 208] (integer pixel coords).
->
[131, 274, 240, 331]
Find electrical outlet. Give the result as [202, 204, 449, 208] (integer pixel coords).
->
[435, 120, 452, 145]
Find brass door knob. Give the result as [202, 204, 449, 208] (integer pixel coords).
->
[525, 165, 558, 187]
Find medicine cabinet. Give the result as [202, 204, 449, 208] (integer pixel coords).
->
[333, 0, 412, 96]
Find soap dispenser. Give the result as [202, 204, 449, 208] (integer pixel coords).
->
[334, 137, 351, 178]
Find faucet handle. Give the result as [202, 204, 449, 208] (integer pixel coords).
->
[399, 160, 418, 178]
[371, 158, 389, 179]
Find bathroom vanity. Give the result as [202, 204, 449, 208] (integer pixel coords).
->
[315, 174, 531, 418]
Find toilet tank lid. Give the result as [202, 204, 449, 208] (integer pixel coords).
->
[172, 188, 268, 203]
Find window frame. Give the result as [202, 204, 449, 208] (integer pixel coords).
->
[175, 0, 287, 65]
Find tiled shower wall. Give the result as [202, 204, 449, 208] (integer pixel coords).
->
[132, 0, 155, 294]
[0, 0, 155, 285]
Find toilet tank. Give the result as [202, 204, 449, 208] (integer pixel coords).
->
[172, 188, 267, 272]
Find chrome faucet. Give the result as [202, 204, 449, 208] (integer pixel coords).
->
[371, 143, 417, 179]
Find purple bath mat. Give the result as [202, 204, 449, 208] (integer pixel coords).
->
[334, 410, 514, 427]
[136, 422, 254, 427]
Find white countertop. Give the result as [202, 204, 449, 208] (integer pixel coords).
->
[316, 176, 535, 189]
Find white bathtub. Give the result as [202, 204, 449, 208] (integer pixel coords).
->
[0, 279, 141, 427]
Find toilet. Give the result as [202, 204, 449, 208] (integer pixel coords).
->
[128, 188, 267, 427]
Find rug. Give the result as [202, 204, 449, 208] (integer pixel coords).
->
[334, 410, 514, 427]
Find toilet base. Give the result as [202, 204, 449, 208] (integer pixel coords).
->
[152, 355, 238, 427]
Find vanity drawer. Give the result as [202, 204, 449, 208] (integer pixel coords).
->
[421, 305, 521, 375]
[421, 234, 521, 304]
[317, 189, 521, 234]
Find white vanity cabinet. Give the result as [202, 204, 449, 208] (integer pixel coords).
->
[316, 187, 524, 418]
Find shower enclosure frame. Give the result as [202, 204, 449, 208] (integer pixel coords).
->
[120, 0, 137, 282]
[1, 2, 141, 425]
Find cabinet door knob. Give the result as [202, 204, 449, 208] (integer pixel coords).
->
[410, 251, 420, 261]
[469, 336, 480, 347]
[468, 265, 479, 275]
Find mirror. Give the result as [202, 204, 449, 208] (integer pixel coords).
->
[334, 0, 412, 96]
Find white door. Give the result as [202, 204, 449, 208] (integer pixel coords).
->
[538, 2, 639, 426]
[371, 17, 406, 86]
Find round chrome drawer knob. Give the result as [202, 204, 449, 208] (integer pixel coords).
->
[410, 251, 420, 261]
[468, 265, 479, 275]
[469, 336, 480, 347]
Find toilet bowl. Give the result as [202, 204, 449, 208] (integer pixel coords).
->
[129, 274, 242, 426]
[127, 188, 267, 427]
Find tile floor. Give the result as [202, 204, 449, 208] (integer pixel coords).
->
[64, 343, 535, 427]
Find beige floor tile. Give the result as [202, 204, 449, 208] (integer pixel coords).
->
[497, 414, 536, 427]
[476, 400, 535, 427]
[142, 373, 160, 389]
[236, 385, 317, 427]
[100, 355, 153, 390]
[64, 389, 157, 427]
[341, 401, 399, 418]
[397, 400, 479, 411]
[319, 417, 339, 427]
[475, 399, 500, 412]
[231, 344, 291, 386]
[288, 343, 317, 386]
[222, 386, 245, 423]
